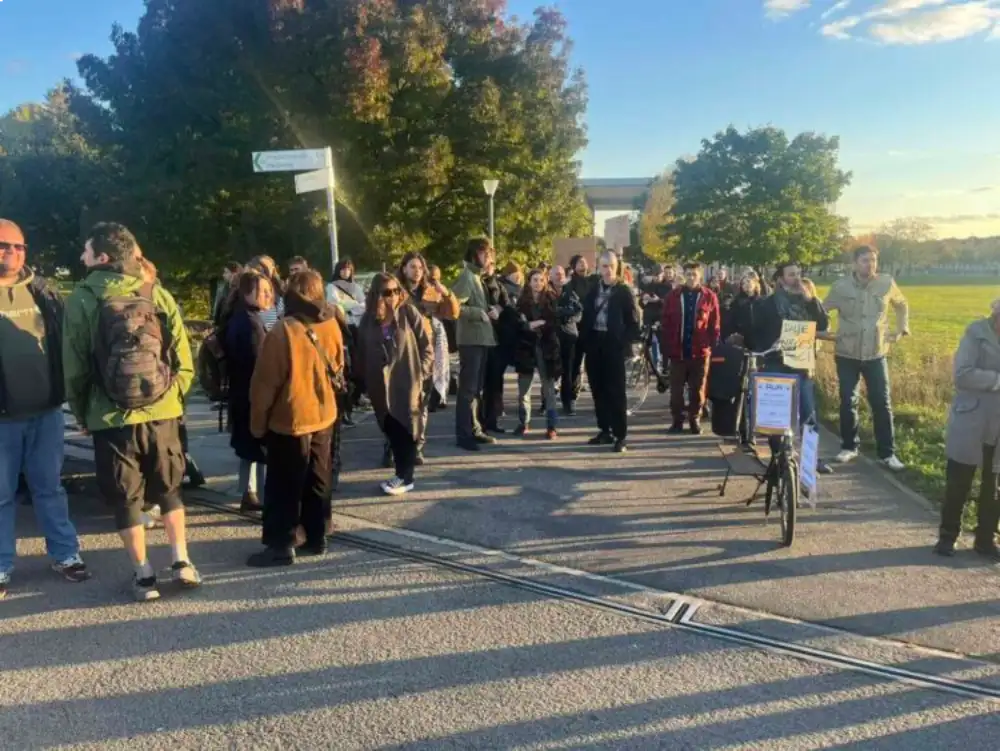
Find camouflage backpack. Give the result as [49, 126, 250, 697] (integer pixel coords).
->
[92, 283, 175, 410]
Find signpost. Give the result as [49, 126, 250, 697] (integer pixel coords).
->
[252, 147, 340, 271]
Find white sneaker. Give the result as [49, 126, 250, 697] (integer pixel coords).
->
[835, 449, 859, 464]
[381, 477, 414, 496]
[880, 455, 906, 472]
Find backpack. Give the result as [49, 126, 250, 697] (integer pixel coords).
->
[92, 283, 175, 410]
[196, 328, 228, 403]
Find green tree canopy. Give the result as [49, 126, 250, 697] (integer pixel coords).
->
[663, 125, 852, 268]
[2, 0, 592, 287]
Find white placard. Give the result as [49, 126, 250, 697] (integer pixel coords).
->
[800, 426, 819, 503]
[252, 149, 327, 173]
[780, 320, 817, 371]
[295, 168, 333, 194]
[753, 374, 797, 435]
[603, 214, 630, 250]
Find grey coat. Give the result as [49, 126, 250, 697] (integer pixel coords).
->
[945, 318, 1000, 470]
[358, 303, 434, 439]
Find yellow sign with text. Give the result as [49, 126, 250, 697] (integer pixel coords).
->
[780, 320, 817, 371]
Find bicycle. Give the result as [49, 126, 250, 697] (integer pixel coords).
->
[625, 322, 670, 416]
[718, 343, 798, 547]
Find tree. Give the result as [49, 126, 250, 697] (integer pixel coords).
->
[636, 170, 676, 262]
[873, 217, 936, 275]
[663, 125, 852, 267]
[0, 85, 114, 274]
[51, 0, 592, 286]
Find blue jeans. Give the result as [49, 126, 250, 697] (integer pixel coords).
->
[836, 356, 895, 459]
[799, 376, 817, 428]
[0, 408, 80, 573]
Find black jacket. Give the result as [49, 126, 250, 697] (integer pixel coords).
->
[752, 292, 828, 375]
[554, 285, 583, 338]
[580, 281, 641, 350]
[0, 272, 65, 418]
[722, 292, 762, 351]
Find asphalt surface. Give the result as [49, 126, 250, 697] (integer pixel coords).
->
[4, 499, 999, 750]
[10, 377, 994, 747]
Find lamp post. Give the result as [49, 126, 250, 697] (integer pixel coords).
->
[483, 179, 499, 247]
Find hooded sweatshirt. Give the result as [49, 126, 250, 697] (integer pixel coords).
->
[63, 261, 194, 432]
[0, 268, 65, 419]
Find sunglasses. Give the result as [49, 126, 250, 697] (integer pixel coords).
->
[0, 242, 26, 253]
[381, 287, 402, 298]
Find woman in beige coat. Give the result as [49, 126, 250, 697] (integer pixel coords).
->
[936, 300, 1000, 561]
[358, 273, 433, 496]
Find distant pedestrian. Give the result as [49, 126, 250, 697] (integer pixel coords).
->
[64, 222, 197, 602]
[935, 302, 1000, 562]
[662, 262, 720, 435]
[549, 265, 583, 416]
[212, 261, 242, 325]
[567, 254, 595, 404]
[823, 245, 910, 471]
[0, 219, 90, 601]
[247, 270, 345, 566]
[514, 269, 563, 439]
[359, 273, 433, 495]
[452, 238, 500, 452]
[579, 250, 642, 453]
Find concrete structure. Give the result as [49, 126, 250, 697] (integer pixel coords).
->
[579, 177, 655, 213]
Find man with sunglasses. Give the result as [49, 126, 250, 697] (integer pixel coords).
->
[0, 219, 90, 600]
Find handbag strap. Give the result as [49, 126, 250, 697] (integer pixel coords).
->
[292, 319, 341, 382]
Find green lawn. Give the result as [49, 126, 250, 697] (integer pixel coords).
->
[814, 281, 999, 519]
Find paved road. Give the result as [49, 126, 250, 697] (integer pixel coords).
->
[142, 381, 1000, 661]
[4, 497, 999, 749]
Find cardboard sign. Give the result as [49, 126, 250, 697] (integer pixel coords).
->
[780, 320, 817, 371]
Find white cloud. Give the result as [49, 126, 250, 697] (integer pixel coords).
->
[774, 0, 1000, 43]
[765, 0, 812, 17]
[821, 0, 854, 18]
[822, 14, 863, 36]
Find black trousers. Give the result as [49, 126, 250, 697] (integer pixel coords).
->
[585, 334, 627, 440]
[940, 444, 1000, 546]
[558, 332, 577, 410]
[481, 347, 507, 429]
[262, 429, 333, 550]
[384, 415, 417, 484]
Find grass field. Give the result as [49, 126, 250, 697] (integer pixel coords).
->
[813, 280, 999, 520]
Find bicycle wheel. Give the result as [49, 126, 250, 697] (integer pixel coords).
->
[625, 355, 651, 416]
[777, 458, 798, 547]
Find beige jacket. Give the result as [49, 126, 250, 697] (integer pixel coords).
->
[823, 274, 909, 361]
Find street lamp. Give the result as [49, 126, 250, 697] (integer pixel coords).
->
[483, 179, 500, 246]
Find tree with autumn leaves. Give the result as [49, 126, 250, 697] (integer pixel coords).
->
[0, 0, 592, 291]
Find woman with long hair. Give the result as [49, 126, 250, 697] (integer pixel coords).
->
[722, 270, 763, 351]
[513, 268, 562, 439]
[247, 255, 285, 331]
[247, 270, 345, 566]
[225, 270, 273, 513]
[358, 273, 434, 495]
[394, 252, 459, 464]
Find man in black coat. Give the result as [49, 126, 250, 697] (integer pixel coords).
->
[579, 251, 642, 453]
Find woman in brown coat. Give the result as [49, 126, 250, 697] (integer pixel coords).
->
[247, 270, 345, 566]
[358, 273, 434, 496]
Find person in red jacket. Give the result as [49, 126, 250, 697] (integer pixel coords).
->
[662, 262, 720, 435]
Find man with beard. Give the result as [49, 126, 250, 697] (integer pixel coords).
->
[0, 219, 90, 601]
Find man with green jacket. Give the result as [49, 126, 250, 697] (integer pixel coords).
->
[63, 222, 201, 602]
[451, 238, 499, 451]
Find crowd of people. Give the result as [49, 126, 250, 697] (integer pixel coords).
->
[2, 212, 998, 605]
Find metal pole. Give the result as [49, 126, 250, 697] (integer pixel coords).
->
[324, 147, 339, 274]
[488, 194, 495, 247]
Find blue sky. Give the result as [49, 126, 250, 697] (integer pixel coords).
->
[3, 0, 1000, 238]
